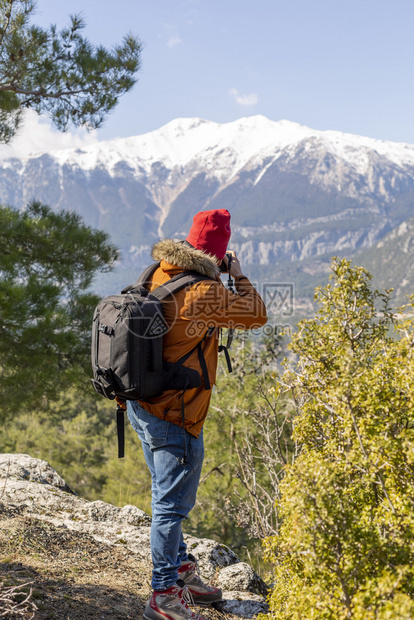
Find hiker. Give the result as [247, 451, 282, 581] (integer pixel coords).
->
[127, 209, 267, 620]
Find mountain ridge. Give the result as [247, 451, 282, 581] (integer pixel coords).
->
[0, 115, 413, 304]
[7, 115, 414, 175]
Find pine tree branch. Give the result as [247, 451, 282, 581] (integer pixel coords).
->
[0, 84, 88, 97]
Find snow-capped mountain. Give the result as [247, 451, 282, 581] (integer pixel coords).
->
[1, 115, 414, 302]
[20, 114, 414, 177]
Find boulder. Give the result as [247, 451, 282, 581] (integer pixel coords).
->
[0, 453, 74, 493]
[217, 562, 269, 596]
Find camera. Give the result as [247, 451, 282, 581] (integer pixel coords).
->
[219, 252, 232, 273]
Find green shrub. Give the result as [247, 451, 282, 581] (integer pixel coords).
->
[261, 258, 414, 619]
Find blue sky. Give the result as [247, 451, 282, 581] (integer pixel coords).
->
[16, 0, 414, 146]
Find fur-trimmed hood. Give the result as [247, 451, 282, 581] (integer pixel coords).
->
[151, 239, 220, 280]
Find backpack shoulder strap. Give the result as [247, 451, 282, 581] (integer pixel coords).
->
[121, 262, 160, 294]
[150, 270, 214, 301]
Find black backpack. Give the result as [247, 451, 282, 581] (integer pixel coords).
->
[91, 262, 215, 457]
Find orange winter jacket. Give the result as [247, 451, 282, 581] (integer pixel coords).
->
[136, 239, 268, 437]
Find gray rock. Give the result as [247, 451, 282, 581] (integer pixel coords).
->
[77, 499, 151, 527]
[0, 454, 152, 551]
[184, 535, 240, 580]
[120, 503, 152, 526]
[217, 562, 268, 596]
[215, 591, 268, 618]
[0, 453, 74, 493]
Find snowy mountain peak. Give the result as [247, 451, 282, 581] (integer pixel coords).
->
[38, 115, 316, 179]
[4, 115, 414, 184]
[158, 116, 211, 133]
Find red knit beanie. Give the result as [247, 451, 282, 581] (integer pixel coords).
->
[186, 209, 231, 260]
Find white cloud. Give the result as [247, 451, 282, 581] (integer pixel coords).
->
[229, 88, 259, 106]
[0, 110, 99, 160]
[167, 35, 183, 48]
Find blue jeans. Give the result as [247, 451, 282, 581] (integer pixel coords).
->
[127, 400, 205, 591]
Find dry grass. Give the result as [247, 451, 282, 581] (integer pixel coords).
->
[0, 580, 38, 618]
[0, 504, 235, 619]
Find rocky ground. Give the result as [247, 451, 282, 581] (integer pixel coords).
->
[0, 454, 268, 619]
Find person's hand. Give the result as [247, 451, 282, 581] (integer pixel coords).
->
[222, 250, 243, 278]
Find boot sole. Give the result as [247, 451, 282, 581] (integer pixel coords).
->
[143, 611, 174, 620]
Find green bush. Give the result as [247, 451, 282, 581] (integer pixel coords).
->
[261, 258, 414, 619]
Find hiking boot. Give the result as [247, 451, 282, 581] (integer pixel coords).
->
[143, 582, 207, 620]
[178, 554, 222, 606]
